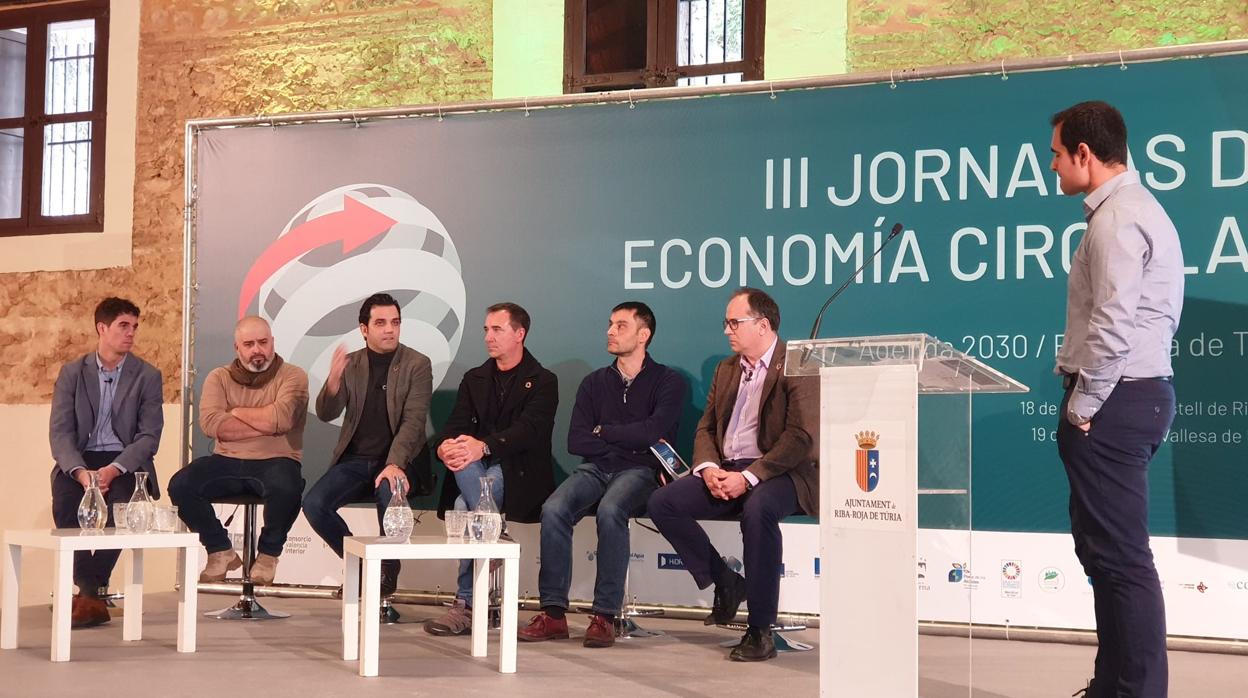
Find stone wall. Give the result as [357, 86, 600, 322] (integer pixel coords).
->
[848, 0, 1247, 72]
[0, 0, 491, 403]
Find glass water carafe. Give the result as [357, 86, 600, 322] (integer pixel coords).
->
[382, 479, 414, 540]
[76, 470, 108, 531]
[469, 475, 502, 543]
[125, 471, 154, 533]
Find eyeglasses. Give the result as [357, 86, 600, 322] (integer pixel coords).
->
[723, 316, 763, 331]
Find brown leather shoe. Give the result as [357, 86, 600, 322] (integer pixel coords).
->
[71, 595, 110, 629]
[583, 613, 615, 648]
[199, 549, 243, 582]
[249, 553, 279, 585]
[517, 612, 570, 642]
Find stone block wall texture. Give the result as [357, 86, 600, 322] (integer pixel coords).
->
[849, 0, 1248, 71]
[0, 0, 491, 403]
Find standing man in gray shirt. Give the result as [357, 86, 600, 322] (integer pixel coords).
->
[1050, 101, 1183, 698]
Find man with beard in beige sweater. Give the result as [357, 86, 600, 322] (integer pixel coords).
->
[170, 316, 309, 585]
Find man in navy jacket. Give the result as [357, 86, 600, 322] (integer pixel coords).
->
[518, 301, 686, 648]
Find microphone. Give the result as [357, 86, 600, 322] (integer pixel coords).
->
[803, 222, 905, 358]
[104, 377, 114, 384]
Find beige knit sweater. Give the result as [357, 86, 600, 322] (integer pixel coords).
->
[199, 362, 308, 461]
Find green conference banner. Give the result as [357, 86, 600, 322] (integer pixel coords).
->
[194, 52, 1248, 540]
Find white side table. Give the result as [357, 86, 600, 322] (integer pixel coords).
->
[1, 528, 200, 661]
[342, 535, 520, 677]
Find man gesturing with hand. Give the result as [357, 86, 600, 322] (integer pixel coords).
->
[303, 293, 433, 603]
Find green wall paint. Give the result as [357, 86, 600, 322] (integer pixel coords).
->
[492, 0, 564, 99]
[766, 0, 848, 79]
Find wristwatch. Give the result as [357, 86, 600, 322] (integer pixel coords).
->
[592, 425, 603, 436]
[482, 442, 492, 457]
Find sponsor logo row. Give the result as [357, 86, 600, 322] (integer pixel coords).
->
[650, 552, 1248, 597]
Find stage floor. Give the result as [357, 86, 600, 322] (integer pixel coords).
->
[0, 593, 1242, 697]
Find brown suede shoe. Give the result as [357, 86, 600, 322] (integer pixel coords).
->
[199, 550, 243, 583]
[71, 595, 110, 629]
[583, 613, 615, 648]
[249, 553, 279, 585]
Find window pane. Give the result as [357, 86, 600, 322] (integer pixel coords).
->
[726, 0, 743, 62]
[0, 127, 22, 219]
[0, 28, 26, 120]
[46, 19, 95, 115]
[585, 0, 648, 74]
[42, 120, 91, 216]
[677, 72, 743, 87]
[678, 0, 745, 67]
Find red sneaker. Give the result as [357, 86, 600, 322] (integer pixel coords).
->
[517, 612, 570, 642]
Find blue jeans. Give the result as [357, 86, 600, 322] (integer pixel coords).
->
[452, 460, 504, 606]
[168, 454, 305, 558]
[302, 457, 395, 558]
[538, 463, 658, 616]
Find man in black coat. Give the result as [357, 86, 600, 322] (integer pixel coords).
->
[424, 302, 558, 636]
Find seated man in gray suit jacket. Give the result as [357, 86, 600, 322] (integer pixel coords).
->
[49, 297, 164, 629]
[302, 293, 433, 603]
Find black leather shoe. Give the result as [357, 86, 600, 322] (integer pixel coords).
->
[729, 626, 776, 662]
[380, 560, 401, 598]
[704, 571, 747, 625]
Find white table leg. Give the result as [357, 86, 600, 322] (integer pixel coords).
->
[1, 543, 20, 649]
[177, 545, 197, 653]
[471, 557, 488, 658]
[123, 549, 144, 641]
[499, 557, 518, 674]
[359, 558, 381, 677]
[342, 551, 360, 662]
[51, 549, 73, 662]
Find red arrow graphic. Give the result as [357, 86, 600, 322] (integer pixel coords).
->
[237, 196, 398, 318]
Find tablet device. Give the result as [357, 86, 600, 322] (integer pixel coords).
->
[650, 440, 692, 481]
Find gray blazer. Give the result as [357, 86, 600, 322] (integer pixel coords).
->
[316, 343, 432, 471]
[49, 352, 165, 497]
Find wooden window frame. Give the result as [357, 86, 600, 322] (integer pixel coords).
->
[0, 0, 110, 238]
[564, 0, 764, 93]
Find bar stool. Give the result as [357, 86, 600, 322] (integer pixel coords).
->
[205, 493, 287, 620]
[615, 519, 663, 639]
[344, 491, 410, 625]
[345, 450, 436, 624]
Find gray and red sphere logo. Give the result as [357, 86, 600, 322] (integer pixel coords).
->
[237, 184, 466, 418]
